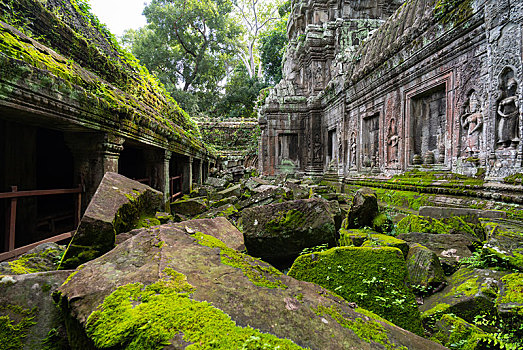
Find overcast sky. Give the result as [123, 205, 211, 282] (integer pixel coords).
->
[89, 0, 149, 37]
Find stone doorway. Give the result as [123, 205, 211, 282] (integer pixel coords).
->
[409, 85, 447, 166]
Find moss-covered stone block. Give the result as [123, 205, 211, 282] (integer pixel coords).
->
[481, 219, 523, 271]
[0, 270, 73, 349]
[288, 246, 424, 335]
[347, 188, 379, 228]
[56, 224, 444, 350]
[430, 314, 496, 350]
[361, 234, 410, 258]
[170, 197, 208, 216]
[405, 243, 446, 291]
[243, 198, 337, 266]
[396, 215, 448, 235]
[339, 228, 375, 246]
[421, 268, 507, 326]
[497, 273, 523, 340]
[0, 243, 64, 275]
[59, 172, 163, 269]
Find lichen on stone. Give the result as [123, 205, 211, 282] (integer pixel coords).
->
[191, 231, 287, 289]
[85, 268, 302, 349]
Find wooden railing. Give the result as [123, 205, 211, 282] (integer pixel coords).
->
[0, 185, 83, 261]
[169, 175, 183, 201]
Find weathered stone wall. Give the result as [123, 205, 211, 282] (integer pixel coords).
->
[260, 0, 523, 180]
[197, 117, 260, 168]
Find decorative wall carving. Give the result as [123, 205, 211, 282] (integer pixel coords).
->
[461, 91, 483, 157]
[496, 68, 520, 149]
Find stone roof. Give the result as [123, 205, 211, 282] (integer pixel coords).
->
[349, 0, 476, 82]
[0, 0, 211, 157]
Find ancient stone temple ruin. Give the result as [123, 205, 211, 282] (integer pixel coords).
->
[0, 0, 215, 256]
[259, 0, 523, 179]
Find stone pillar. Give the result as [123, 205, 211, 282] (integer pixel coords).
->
[66, 132, 124, 209]
[180, 156, 192, 194]
[145, 149, 171, 203]
[198, 159, 203, 185]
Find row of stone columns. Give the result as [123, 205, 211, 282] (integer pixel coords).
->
[65, 132, 206, 210]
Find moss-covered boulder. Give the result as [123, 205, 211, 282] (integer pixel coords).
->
[397, 233, 475, 274]
[242, 198, 337, 266]
[339, 228, 374, 246]
[347, 188, 379, 228]
[170, 197, 208, 216]
[236, 185, 291, 210]
[0, 243, 64, 275]
[496, 273, 523, 340]
[405, 244, 446, 291]
[288, 246, 424, 335]
[361, 234, 410, 258]
[420, 268, 507, 327]
[59, 172, 163, 270]
[396, 214, 482, 241]
[0, 270, 73, 349]
[482, 219, 523, 271]
[55, 224, 444, 350]
[430, 314, 501, 350]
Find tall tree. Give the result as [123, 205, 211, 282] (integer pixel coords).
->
[259, 0, 290, 85]
[141, 0, 240, 92]
[232, 0, 285, 79]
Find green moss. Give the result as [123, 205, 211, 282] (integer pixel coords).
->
[191, 231, 286, 289]
[430, 314, 486, 350]
[5, 246, 62, 274]
[396, 215, 447, 234]
[361, 234, 409, 258]
[288, 247, 423, 335]
[265, 209, 306, 233]
[498, 273, 523, 305]
[455, 277, 480, 297]
[0, 304, 37, 350]
[503, 173, 523, 186]
[313, 305, 407, 350]
[136, 214, 161, 229]
[85, 268, 302, 350]
[7, 258, 41, 274]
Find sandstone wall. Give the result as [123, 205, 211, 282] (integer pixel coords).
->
[260, 0, 523, 179]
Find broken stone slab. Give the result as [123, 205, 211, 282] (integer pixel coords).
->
[243, 177, 269, 191]
[285, 182, 310, 200]
[251, 184, 281, 193]
[419, 206, 507, 221]
[56, 224, 445, 350]
[0, 270, 73, 350]
[0, 242, 64, 275]
[171, 197, 208, 216]
[347, 188, 379, 228]
[361, 234, 410, 258]
[236, 185, 291, 210]
[420, 268, 508, 326]
[211, 195, 239, 208]
[396, 214, 482, 241]
[405, 243, 446, 291]
[216, 184, 241, 198]
[242, 198, 337, 266]
[171, 217, 245, 251]
[397, 233, 475, 274]
[430, 314, 492, 350]
[496, 273, 523, 334]
[339, 228, 377, 246]
[116, 217, 245, 251]
[196, 203, 239, 222]
[481, 219, 523, 271]
[288, 246, 424, 335]
[59, 172, 163, 269]
[205, 176, 228, 190]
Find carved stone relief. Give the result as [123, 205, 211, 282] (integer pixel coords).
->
[496, 68, 520, 149]
[387, 118, 399, 164]
[460, 91, 483, 157]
